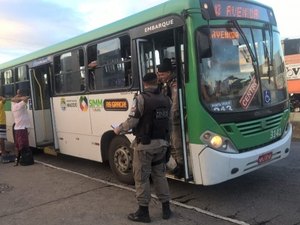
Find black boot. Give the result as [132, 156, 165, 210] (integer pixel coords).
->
[128, 205, 151, 223]
[162, 201, 172, 219]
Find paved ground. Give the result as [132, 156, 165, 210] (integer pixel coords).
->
[0, 142, 238, 225]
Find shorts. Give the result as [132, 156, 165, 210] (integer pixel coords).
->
[14, 129, 29, 151]
[0, 124, 6, 139]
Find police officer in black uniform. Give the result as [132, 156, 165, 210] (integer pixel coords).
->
[114, 72, 172, 223]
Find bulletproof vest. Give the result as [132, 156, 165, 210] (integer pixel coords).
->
[135, 90, 171, 144]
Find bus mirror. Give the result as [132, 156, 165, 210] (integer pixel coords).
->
[197, 29, 212, 59]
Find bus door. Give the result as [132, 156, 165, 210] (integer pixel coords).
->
[135, 26, 190, 180]
[29, 65, 54, 147]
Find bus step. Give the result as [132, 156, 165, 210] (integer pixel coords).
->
[43, 146, 58, 156]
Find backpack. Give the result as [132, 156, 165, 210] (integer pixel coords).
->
[20, 147, 34, 166]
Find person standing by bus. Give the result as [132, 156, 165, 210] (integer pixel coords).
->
[0, 96, 6, 157]
[113, 72, 172, 222]
[157, 58, 184, 178]
[11, 89, 30, 166]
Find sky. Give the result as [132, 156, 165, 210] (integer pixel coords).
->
[0, 0, 298, 64]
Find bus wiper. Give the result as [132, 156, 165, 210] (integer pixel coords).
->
[267, 23, 274, 65]
[231, 20, 257, 64]
[262, 25, 272, 83]
[265, 23, 274, 84]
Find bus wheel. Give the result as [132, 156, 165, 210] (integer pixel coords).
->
[108, 135, 134, 185]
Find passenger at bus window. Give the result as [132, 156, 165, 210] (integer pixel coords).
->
[11, 89, 30, 166]
[113, 73, 172, 222]
[0, 96, 7, 157]
[88, 60, 97, 69]
[88, 61, 97, 90]
[157, 58, 184, 178]
[124, 62, 132, 86]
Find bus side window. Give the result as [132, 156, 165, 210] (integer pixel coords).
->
[54, 49, 85, 94]
[87, 45, 97, 90]
[1, 69, 15, 97]
[15, 65, 30, 96]
[87, 35, 132, 91]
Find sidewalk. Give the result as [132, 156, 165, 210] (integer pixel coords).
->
[0, 143, 236, 225]
[291, 112, 300, 140]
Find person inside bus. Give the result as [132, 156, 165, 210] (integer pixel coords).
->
[88, 60, 97, 89]
[157, 58, 184, 178]
[113, 72, 172, 222]
[11, 89, 30, 166]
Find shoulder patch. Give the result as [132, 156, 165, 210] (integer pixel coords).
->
[129, 98, 137, 117]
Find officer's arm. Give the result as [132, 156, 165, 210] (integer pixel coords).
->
[114, 95, 144, 135]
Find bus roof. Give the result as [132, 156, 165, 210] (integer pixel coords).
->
[0, 0, 270, 70]
[0, 0, 190, 70]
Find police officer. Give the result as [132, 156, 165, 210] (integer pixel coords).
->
[114, 72, 172, 223]
[157, 58, 184, 178]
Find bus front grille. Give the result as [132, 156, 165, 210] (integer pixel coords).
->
[235, 113, 283, 136]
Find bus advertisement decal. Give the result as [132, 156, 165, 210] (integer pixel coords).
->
[104, 99, 128, 111]
[60, 98, 78, 111]
[239, 75, 259, 110]
[89, 98, 103, 112]
[79, 96, 89, 112]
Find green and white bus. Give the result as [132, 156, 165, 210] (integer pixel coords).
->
[0, 0, 291, 185]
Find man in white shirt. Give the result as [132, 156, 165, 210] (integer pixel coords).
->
[11, 89, 30, 166]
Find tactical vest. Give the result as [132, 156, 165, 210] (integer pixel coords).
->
[134, 90, 171, 144]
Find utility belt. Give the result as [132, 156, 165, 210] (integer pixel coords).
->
[136, 136, 151, 145]
[136, 135, 166, 145]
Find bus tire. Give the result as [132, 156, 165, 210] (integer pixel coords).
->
[108, 135, 134, 185]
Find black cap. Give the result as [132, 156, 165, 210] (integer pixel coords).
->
[142, 73, 157, 82]
[157, 58, 172, 72]
[143, 73, 157, 82]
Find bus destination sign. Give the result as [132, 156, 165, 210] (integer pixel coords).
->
[207, 0, 273, 24]
[104, 99, 129, 111]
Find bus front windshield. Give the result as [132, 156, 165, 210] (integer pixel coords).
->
[198, 27, 287, 113]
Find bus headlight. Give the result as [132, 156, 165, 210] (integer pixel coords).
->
[210, 135, 223, 149]
[200, 131, 237, 153]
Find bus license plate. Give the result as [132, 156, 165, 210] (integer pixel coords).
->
[258, 152, 272, 164]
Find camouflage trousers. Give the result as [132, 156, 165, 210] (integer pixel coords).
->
[133, 145, 170, 206]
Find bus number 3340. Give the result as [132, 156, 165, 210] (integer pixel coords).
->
[270, 128, 282, 140]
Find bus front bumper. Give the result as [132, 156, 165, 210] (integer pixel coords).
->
[190, 123, 292, 186]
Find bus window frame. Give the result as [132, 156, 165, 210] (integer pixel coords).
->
[86, 34, 134, 93]
[53, 47, 86, 96]
[1, 68, 15, 97]
[15, 65, 31, 97]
